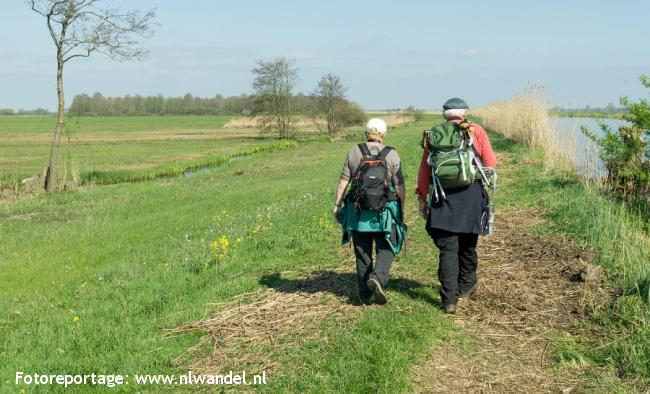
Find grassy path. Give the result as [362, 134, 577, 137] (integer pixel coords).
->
[0, 116, 640, 392]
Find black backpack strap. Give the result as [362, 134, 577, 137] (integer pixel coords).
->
[358, 143, 371, 157]
[379, 146, 393, 158]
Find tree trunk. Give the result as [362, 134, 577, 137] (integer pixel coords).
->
[46, 59, 65, 192]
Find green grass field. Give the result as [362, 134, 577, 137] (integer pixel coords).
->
[0, 115, 235, 134]
[1, 115, 648, 392]
[0, 115, 303, 185]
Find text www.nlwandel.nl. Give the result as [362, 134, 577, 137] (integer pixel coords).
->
[14, 370, 267, 388]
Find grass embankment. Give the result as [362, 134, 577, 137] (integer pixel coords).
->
[476, 91, 650, 385]
[1, 115, 452, 393]
[1, 114, 647, 391]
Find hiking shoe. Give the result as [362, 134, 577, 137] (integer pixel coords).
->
[367, 275, 387, 305]
[459, 283, 478, 299]
[443, 304, 457, 314]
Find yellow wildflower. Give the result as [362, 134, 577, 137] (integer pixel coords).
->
[211, 235, 230, 262]
[72, 316, 80, 322]
[219, 235, 229, 250]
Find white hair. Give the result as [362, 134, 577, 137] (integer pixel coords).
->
[443, 109, 467, 119]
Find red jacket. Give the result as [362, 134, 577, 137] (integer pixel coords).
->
[416, 121, 496, 200]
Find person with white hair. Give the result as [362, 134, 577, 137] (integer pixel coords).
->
[334, 118, 406, 305]
[416, 98, 497, 314]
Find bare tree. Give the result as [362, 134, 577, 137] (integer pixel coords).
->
[313, 74, 347, 136]
[28, 0, 156, 191]
[251, 57, 298, 139]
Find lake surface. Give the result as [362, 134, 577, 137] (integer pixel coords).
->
[550, 117, 630, 179]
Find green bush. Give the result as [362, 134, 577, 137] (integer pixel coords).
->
[338, 101, 367, 128]
[582, 75, 650, 211]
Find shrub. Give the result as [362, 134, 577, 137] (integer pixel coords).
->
[338, 101, 367, 128]
[582, 75, 650, 210]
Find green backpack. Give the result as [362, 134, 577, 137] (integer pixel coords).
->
[423, 122, 477, 201]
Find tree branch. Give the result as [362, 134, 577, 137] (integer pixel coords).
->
[29, 0, 156, 62]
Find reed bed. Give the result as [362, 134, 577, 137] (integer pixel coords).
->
[473, 85, 592, 172]
[473, 85, 552, 150]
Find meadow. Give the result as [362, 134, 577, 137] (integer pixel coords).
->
[0, 115, 312, 186]
[1, 114, 648, 392]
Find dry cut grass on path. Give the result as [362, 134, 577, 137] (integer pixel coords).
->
[411, 208, 621, 393]
[167, 263, 363, 375]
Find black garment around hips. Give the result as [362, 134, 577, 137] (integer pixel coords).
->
[351, 231, 395, 299]
[429, 228, 479, 306]
[427, 180, 488, 235]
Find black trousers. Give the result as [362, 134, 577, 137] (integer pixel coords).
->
[352, 231, 395, 299]
[429, 228, 479, 305]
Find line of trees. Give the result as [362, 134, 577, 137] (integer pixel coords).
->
[68, 90, 363, 122]
[69, 93, 257, 116]
[67, 57, 367, 139]
[0, 108, 52, 116]
[551, 103, 628, 118]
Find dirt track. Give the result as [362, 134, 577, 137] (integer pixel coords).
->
[411, 209, 616, 393]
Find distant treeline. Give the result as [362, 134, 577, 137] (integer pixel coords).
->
[0, 108, 52, 116]
[550, 104, 628, 119]
[69, 92, 319, 116]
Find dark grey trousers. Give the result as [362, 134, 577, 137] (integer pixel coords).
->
[430, 229, 479, 305]
[352, 231, 395, 299]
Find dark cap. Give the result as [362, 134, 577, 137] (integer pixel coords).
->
[442, 97, 469, 110]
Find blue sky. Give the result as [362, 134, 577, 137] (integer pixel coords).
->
[2, 0, 649, 110]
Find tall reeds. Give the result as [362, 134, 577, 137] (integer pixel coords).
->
[473, 85, 552, 149]
[472, 85, 603, 175]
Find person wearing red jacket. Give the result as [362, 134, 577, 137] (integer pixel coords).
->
[416, 98, 497, 314]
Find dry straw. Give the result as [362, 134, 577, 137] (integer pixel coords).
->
[166, 268, 361, 375]
[473, 85, 609, 183]
[473, 85, 584, 172]
[223, 113, 414, 129]
[473, 85, 552, 149]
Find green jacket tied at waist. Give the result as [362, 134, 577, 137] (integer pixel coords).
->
[337, 188, 407, 255]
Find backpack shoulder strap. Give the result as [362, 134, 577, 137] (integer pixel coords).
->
[379, 146, 393, 158]
[358, 143, 371, 157]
